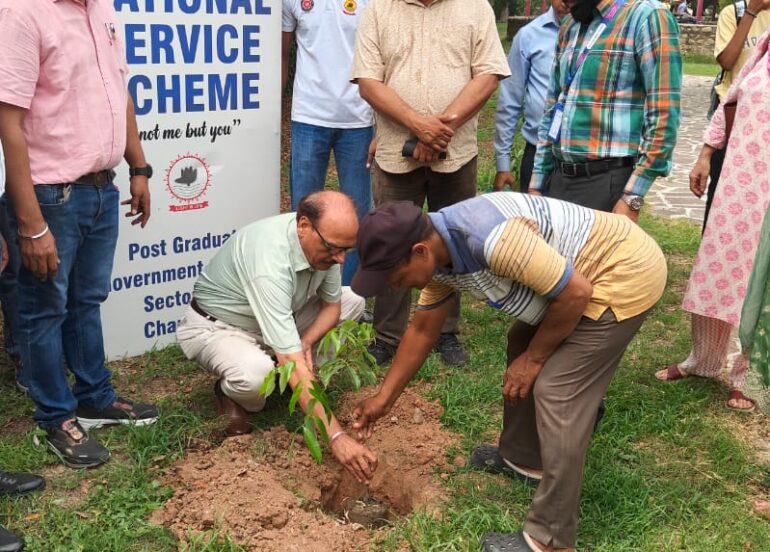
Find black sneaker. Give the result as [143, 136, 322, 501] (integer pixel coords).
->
[367, 339, 396, 366]
[0, 471, 45, 496]
[45, 419, 110, 469]
[434, 333, 469, 366]
[0, 525, 23, 552]
[76, 396, 158, 431]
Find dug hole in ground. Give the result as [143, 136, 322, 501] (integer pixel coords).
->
[150, 386, 465, 551]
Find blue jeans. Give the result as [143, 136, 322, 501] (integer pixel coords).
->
[290, 121, 374, 285]
[6, 182, 119, 428]
[0, 194, 21, 366]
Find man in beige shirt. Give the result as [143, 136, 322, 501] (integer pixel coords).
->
[351, 0, 510, 367]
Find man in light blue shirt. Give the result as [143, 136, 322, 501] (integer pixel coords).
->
[493, 1, 568, 193]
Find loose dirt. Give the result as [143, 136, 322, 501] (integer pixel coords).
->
[151, 387, 461, 551]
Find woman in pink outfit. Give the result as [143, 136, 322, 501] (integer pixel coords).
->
[657, 28, 770, 410]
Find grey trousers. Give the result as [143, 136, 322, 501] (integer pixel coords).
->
[546, 165, 633, 212]
[498, 308, 650, 548]
[371, 157, 478, 345]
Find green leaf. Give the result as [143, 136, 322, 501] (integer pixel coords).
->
[278, 361, 295, 394]
[309, 381, 332, 423]
[314, 416, 330, 444]
[288, 383, 303, 415]
[303, 418, 323, 463]
[318, 362, 341, 388]
[346, 363, 362, 390]
[259, 368, 277, 398]
[330, 331, 341, 354]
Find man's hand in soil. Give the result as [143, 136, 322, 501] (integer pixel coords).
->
[351, 394, 390, 440]
[331, 433, 378, 485]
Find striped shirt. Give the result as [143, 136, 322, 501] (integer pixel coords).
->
[531, 0, 682, 197]
[417, 193, 667, 325]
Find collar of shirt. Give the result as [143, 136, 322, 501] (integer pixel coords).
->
[596, 0, 622, 21]
[400, 0, 449, 6]
[428, 212, 468, 275]
[287, 217, 311, 273]
[546, 6, 563, 27]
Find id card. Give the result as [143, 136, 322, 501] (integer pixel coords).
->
[548, 103, 564, 142]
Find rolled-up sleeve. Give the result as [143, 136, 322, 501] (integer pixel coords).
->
[282, 0, 297, 32]
[0, 8, 40, 109]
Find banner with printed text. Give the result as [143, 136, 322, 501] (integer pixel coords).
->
[103, 0, 281, 358]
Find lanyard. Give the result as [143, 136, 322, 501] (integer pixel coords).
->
[562, 0, 626, 96]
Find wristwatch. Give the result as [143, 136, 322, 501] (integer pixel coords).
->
[622, 194, 644, 211]
[129, 164, 153, 178]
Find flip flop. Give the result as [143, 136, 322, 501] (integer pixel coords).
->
[481, 530, 536, 552]
[726, 389, 756, 412]
[658, 364, 687, 381]
[470, 444, 541, 487]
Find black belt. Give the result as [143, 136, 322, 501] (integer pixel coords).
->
[74, 170, 114, 186]
[556, 157, 636, 178]
[190, 298, 217, 322]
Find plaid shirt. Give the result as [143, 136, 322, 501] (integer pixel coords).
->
[532, 0, 682, 197]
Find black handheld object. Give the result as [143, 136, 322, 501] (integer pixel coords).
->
[402, 138, 447, 160]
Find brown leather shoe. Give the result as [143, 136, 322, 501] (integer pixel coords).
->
[213, 380, 252, 436]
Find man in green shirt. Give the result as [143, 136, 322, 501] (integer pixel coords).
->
[177, 191, 378, 484]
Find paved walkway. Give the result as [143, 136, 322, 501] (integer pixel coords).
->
[647, 75, 713, 222]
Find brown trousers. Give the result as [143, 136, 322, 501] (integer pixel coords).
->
[499, 308, 650, 548]
[371, 157, 478, 345]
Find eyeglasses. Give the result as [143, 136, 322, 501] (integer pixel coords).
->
[310, 220, 353, 255]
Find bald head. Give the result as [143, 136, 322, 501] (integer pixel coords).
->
[296, 191, 359, 271]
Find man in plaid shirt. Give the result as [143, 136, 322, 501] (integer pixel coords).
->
[531, 0, 682, 224]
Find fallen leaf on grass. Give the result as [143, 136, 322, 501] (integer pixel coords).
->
[23, 513, 41, 522]
[752, 500, 770, 521]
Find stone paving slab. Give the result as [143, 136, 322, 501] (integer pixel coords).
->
[647, 75, 713, 222]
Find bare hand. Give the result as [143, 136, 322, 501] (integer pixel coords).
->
[689, 154, 712, 199]
[529, 189, 542, 197]
[352, 394, 390, 440]
[502, 353, 543, 403]
[413, 141, 440, 164]
[331, 433, 379, 485]
[20, 230, 59, 281]
[412, 114, 454, 152]
[122, 175, 151, 227]
[366, 137, 377, 169]
[493, 171, 515, 192]
[612, 199, 640, 223]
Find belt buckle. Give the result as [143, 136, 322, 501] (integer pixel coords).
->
[561, 162, 578, 177]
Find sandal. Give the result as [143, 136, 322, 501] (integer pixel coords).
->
[481, 530, 536, 552]
[470, 444, 541, 486]
[726, 389, 756, 412]
[656, 364, 687, 381]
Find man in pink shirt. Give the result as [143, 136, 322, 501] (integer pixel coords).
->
[0, 0, 158, 470]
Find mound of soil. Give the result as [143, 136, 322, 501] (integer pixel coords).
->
[151, 387, 461, 551]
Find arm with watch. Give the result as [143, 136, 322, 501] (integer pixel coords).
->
[124, 95, 152, 228]
[613, 6, 682, 223]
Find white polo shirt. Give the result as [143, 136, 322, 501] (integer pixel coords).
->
[283, 0, 373, 128]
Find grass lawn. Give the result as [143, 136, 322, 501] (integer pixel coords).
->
[1, 28, 767, 552]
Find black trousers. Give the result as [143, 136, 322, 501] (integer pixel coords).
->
[518, 141, 537, 194]
[546, 164, 633, 212]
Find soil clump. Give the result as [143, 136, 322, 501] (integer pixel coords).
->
[151, 387, 459, 551]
